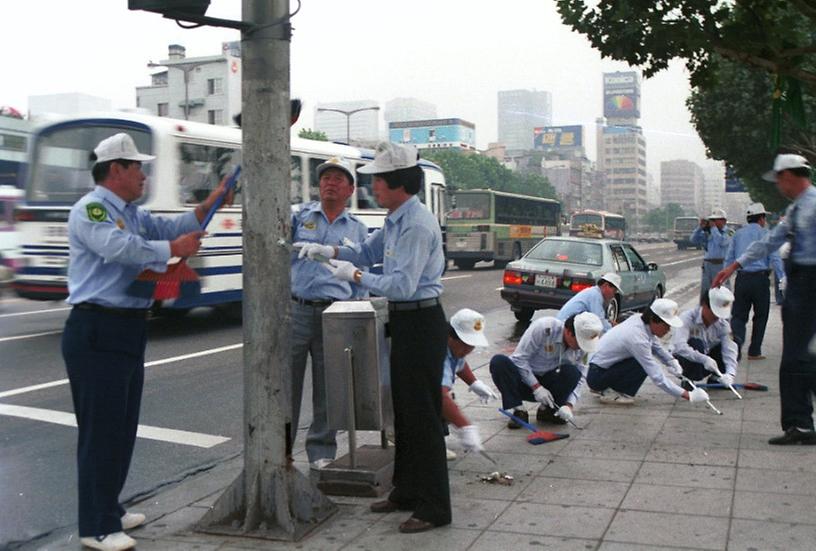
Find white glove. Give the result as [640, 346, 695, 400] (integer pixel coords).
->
[556, 405, 574, 423]
[295, 242, 335, 261]
[779, 276, 787, 292]
[666, 359, 683, 377]
[719, 373, 735, 387]
[688, 387, 710, 403]
[457, 424, 484, 452]
[323, 259, 359, 282]
[532, 385, 555, 409]
[468, 380, 498, 403]
[703, 357, 724, 377]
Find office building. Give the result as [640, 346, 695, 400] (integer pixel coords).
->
[497, 89, 552, 152]
[314, 100, 380, 144]
[384, 98, 437, 125]
[661, 159, 704, 216]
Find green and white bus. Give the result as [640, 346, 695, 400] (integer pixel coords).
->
[446, 189, 561, 270]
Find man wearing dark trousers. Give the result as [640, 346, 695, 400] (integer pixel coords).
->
[724, 203, 784, 360]
[715, 153, 816, 445]
[63, 133, 232, 550]
[299, 142, 449, 533]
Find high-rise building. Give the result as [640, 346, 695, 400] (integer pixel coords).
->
[384, 98, 437, 125]
[534, 125, 592, 212]
[136, 43, 242, 125]
[497, 89, 552, 152]
[314, 100, 380, 144]
[646, 172, 660, 210]
[701, 161, 726, 213]
[661, 159, 704, 216]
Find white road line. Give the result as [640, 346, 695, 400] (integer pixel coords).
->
[660, 257, 701, 268]
[495, 287, 503, 291]
[0, 404, 230, 448]
[441, 274, 472, 281]
[0, 343, 244, 399]
[0, 330, 63, 343]
[0, 306, 71, 319]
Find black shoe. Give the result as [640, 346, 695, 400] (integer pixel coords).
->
[506, 409, 528, 429]
[680, 379, 693, 391]
[768, 427, 816, 446]
[536, 406, 567, 425]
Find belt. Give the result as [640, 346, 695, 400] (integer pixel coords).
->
[74, 302, 149, 319]
[703, 258, 724, 263]
[291, 295, 334, 307]
[737, 270, 770, 276]
[388, 297, 441, 312]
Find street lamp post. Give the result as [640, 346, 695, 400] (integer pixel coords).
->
[148, 59, 213, 120]
[315, 106, 380, 144]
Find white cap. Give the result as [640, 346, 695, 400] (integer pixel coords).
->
[599, 272, 622, 292]
[707, 208, 727, 220]
[650, 298, 683, 328]
[316, 157, 355, 185]
[93, 133, 155, 164]
[745, 202, 770, 217]
[708, 286, 734, 319]
[357, 142, 418, 174]
[573, 312, 603, 353]
[450, 308, 488, 347]
[763, 153, 811, 182]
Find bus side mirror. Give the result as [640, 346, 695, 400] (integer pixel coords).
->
[647, 262, 658, 271]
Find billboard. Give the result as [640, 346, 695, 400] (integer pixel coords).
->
[603, 71, 640, 119]
[725, 165, 747, 193]
[533, 125, 583, 150]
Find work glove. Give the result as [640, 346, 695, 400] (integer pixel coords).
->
[532, 385, 555, 409]
[295, 242, 335, 261]
[556, 405, 574, 423]
[666, 359, 683, 378]
[719, 373, 735, 387]
[457, 424, 484, 452]
[323, 259, 359, 283]
[703, 357, 724, 378]
[468, 380, 498, 403]
[688, 387, 710, 403]
[779, 276, 787, 292]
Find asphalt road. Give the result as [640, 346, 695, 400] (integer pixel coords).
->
[0, 242, 704, 548]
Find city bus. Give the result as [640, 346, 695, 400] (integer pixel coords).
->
[673, 216, 702, 250]
[12, 112, 447, 313]
[446, 189, 561, 269]
[568, 209, 626, 240]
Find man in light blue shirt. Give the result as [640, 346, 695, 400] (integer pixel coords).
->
[289, 157, 368, 470]
[724, 202, 784, 360]
[690, 208, 733, 297]
[556, 272, 621, 331]
[714, 153, 816, 445]
[62, 133, 232, 549]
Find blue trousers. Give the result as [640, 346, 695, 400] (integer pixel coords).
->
[489, 355, 582, 410]
[587, 359, 648, 397]
[731, 270, 771, 357]
[62, 308, 147, 537]
[675, 338, 724, 382]
[779, 266, 816, 431]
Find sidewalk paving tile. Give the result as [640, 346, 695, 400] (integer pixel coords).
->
[634, 462, 735, 490]
[737, 448, 816, 473]
[733, 490, 816, 524]
[558, 439, 651, 461]
[728, 518, 816, 551]
[735, 467, 816, 495]
[621, 483, 732, 517]
[518, 477, 630, 508]
[343, 525, 479, 551]
[491, 502, 616, 539]
[644, 444, 738, 467]
[538, 456, 642, 483]
[604, 510, 728, 550]
[469, 531, 599, 551]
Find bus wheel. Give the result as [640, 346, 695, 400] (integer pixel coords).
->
[220, 302, 243, 322]
[514, 308, 534, 323]
[454, 259, 476, 270]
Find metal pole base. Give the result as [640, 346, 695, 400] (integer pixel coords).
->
[316, 444, 395, 497]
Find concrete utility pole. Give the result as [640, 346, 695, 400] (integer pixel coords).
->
[198, 0, 336, 540]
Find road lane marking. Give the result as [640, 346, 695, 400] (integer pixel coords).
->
[0, 330, 63, 343]
[0, 343, 244, 399]
[495, 287, 503, 291]
[0, 404, 230, 448]
[660, 257, 702, 268]
[441, 275, 472, 281]
[0, 307, 71, 319]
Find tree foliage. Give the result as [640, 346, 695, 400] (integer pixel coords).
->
[297, 128, 328, 141]
[644, 203, 686, 232]
[422, 149, 557, 200]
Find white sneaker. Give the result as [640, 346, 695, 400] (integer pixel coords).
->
[120, 512, 145, 531]
[599, 390, 635, 405]
[446, 448, 457, 461]
[310, 458, 333, 470]
[80, 531, 135, 550]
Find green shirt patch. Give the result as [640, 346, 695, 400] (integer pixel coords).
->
[86, 202, 108, 223]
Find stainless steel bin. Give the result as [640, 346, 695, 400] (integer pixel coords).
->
[322, 298, 392, 431]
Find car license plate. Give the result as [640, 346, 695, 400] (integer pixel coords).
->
[534, 274, 556, 288]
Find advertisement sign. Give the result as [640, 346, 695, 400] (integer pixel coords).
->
[725, 165, 747, 193]
[533, 125, 583, 150]
[603, 71, 640, 119]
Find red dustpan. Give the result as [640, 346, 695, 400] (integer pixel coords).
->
[498, 409, 569, 444]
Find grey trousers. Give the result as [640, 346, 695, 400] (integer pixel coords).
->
[290, 301, 337, 463]
[701, 261, 730, 298]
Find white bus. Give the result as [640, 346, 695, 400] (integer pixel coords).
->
[568, 209, 626, 240]
[12, 112, 447, 313]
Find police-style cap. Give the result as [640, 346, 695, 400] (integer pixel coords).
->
[762, 153, 811, 182]
[599, 272, 622, 292]
[707, 208, 727, 220]
[708, 286, 734, 320]
[574, 312, 603, 353]
[650, 298, 683, 328]
[316, 157, 355, 185]
[745, 202, 770, 217]
[450, 308, 488, 347]
[358, 142, 418, 174]
[93, 133, 155, 164]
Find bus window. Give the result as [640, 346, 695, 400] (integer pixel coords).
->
[448, 192, 490, 220]
[308, 157, 327, 201]
[290, 155, 304, 204]
[178, 143, 242, 205]
[353, 166, 380, 209]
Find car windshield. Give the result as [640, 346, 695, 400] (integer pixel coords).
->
[527, 240, 603, 266]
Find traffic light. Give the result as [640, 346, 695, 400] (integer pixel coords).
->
[128, 1, 210, 17]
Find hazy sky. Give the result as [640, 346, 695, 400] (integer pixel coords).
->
[3, 0, 714, 180]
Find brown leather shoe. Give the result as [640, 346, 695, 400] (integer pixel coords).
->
[398, 517, 436, 533]
[370, 500, 400, 513]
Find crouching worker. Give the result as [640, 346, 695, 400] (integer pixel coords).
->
[588, 298, 710, 405]
[490, 313, 603, 428]
[671, 287, 739, 388]
[442, 309, 498, 456]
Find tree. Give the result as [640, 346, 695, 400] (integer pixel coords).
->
[644, 203, 686, 232]
[297, 128, 328, 141]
